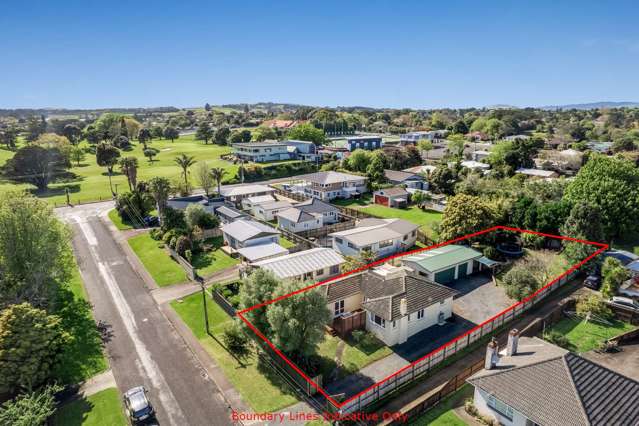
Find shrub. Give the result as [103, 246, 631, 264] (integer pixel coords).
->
[184, 249, 192, 263]
[175, 236, 192, 258]
[521, 233, 545, 249]
[169, 236, 178, 250]
[185, 204, 219, 230]
[149, 228, 163, 241]
[162, 229, 176, 245]
[576, 294, 614, 320]
[483, 246, 504, 262]
[351, 330, 366, 343]
[161, 206, 186, 232]
[544, 330, 571, 349]
[115, 190, 153, 224]
[501, 265, 539, 301]
[221, 321, 251, 360]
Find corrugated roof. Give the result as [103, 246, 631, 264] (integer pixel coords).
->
[220, 184, 275, 197]
[402, 245, 482, 273]
[384, 169, 423, 182]
[296, 171, 367, 185]
[245, 195, 276, 204]
[295, 198, 339, 215]
[329, 218, 418, 247]
[468, 337, 639, 426]
[221, 219, 280, 242]
[257, 200, 293, 211]
[237, 243, 289, 262]
[375, 187, 409, 197]
[252, 248, 345, 279]
[276, 207, 316, 223]
[215, 205, 247, 219]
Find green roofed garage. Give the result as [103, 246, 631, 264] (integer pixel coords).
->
[401, 245, 484, 285]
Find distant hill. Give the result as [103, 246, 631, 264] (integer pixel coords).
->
[541, 101, 639, 110]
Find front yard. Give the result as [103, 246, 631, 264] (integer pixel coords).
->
[317, 332, 393, 380]
[542, 317, 635, 353]
[190, 236, 239, 278]
[53, 388, 127, 426]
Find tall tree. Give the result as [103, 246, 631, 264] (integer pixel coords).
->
[561, 202, 605, 269]
[366, 150, 386, 183]
[214, 126, 230, 145]
[137, 128, 152, 149]
[1, 146, 69, 190]
[194, 161, 214, 197]
[418, 139, 433, 160]
[174, 153, 196, 191]
[70, 145, 85, 167]
[62, 124, 82, 145]
[239, 269, 279, 334]
[0, 303, 69, 394]
[0, 384, 61, 425]
[0, 192, 73, 309]
[163, 126, 179, 142]
[286, 123, 326, 145]
[195, 122, 214, 144]
[0, 126, 19, 149]
[439, 194, 496, 241]
[95, 142, 121, 195]
[25, 116, 46, 142]
[601, 257, 630, 299]
[148, 177, 172, 221]
[210, 167, 227, 195]
[119, 156, 139, 191]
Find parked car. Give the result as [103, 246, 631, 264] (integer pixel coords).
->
[609, 296, 639, 311]
[123, 386, 155, 423]
[143, 216, 159, 227]
[583, 275, 601, 290]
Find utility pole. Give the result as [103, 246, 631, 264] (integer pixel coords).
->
[200, 278, 210, 335]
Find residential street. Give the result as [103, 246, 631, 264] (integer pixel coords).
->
[57, 202, 233, 426]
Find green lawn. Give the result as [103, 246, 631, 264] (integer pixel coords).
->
[191, 236, 239, 277]
[128, 232, 188, 286]
[53, 388, 127, 426]
[280, 237, 296, 248]
[0, 134, 239, 205]
[54, 266, 109, 384]
[409, 385, 471, 426]
[335, 197, 442, 239]
[107, 209, 134, 231]
[317, 333, 392, 379]
[544, 317, 635, 353]
[171, 292, 299, 411]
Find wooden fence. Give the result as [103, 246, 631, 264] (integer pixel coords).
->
[296, 218, 357, 240]
[211, 288, 236, 317]
[166, 246, 198, 281]
[333, 310, 366, 338]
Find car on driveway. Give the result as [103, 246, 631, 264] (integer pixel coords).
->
[609, 296, 639, 311]
[583, 275, 601, 290]
[123, 386, 155, 423]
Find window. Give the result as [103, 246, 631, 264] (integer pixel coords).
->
[348, 242, 355, 249]
[487, 395, 514, 420]
[403, 235, 408, 241]
[379, 239, 393, 248]
[334, 300, 345, 317]
[370, 313, 385, 328]
[411, 230, 417, 237]
[330, 265, 340, 274]
[303, 272, 313, 280]
[417, 309, 424, 319]
[316, 268, 324, 276]
[335, 237, 343, 245]
[361, 246, 372, 252]
[392, 320, 397, 329]
[407, 314, 411, 321]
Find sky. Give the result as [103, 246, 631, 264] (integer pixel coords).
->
[1, 0, 639, 110]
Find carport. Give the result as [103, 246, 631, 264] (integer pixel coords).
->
[401, 244, 484, 285]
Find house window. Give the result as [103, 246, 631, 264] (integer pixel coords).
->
[334, 300, 345, 317]
[403, 235, 408, 241]
[487, 395, 514, 421]
[392, 320, 397, 329]
[316, 268, 324, 276]
[361, 246, 372, 252]
[379, 239, 393, 248]
[303, 272, 313, 280]
[370, 313, 385, 328]
[335, 237, 343, 245]
[330, 265, 340, 274]
[417, 309, 425, 319]
[348, 242, 355, 249]
[411, 230, 416, 237]
[407, 314, 411, 321]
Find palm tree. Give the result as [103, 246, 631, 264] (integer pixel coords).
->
[174, 154, 196, 191]
[119, 156, 138, 191]
[148, 177, 171, 223]
[210, 167, 227, 195]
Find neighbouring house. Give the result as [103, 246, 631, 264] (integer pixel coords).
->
[323, 264, 458, 345]
[373, 187, 410, 208]
[236, 242, 289, 263]
[403, 165, 436, 175]
[241, 194, 277, 211]
[289, 171, 368, 201]
[252, 200, 294, 221]
[232, 141, 291, 162]
[261, 119, 301, 130]
[472, 150, 491, 161]
[220, 184, 276, 207]
[468, 333, 639, 426]
[221, 219, 280, 250]
[167, 195, 225, 214]
[329, 218, 418, 258]
[399, 130, 449, 145]
[460, 160, 491, 171]
[251, 247, 345, 281]
[466, 131, 489, 141]
[401, 244, 485, 284]
[586, 141, 613, 154]
[503, 134, 530, 141]
[383, 169, 428, 190]
[285, 139, 320, 162]
[515, 168, 559, 179]
[215, 205, 250, 224]
[534, 149, 584, 173]
[276, 198, 340, 233]
[345, 136, 383, 151]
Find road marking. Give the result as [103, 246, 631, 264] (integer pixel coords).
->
[73, 215, 188, 425]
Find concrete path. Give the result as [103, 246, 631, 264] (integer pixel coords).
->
[152, 282, 201, 305]
[79, 369, 117, 397]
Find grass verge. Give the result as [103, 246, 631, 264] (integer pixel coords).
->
[128, 232, 188, 286]
[107, 209, 134, 231]
[53, 388, 127, 426]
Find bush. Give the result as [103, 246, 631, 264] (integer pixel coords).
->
[169, 236, 178, 250]
[175, 236, 192, 258]
[115, 190, 153, 224]
[162, 229, 176, 245]
[161, 206, 187, 232]
[483, 245, 504, 262]
[184, 249, 192, 263]
[545, 330, 571, 349]
[351, 330, 366, 343]
[149, 228, 163, 241]
[521, 233, 545, 249]
[576, 294, 614, 320]
[221, 321, 251, 360]
[502, 265, 539, 301]
[185, 204, 219, 230]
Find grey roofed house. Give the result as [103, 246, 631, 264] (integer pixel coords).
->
[383, 169, 423, 183]
[276, 207, 316, 223]
[167, 195, 225, 214]
[296, 171, 367, 185]
[236, 242, 289, 262]
[219, 184, 275, 197]
[220, 219, 280, 242]
[294, 197, 340, 215]
[330, 218, 418, 247]
[252, 247, 345, 279]
[467, 336, 639, 426]
[256, 200, 293, 211]
[375, 186, 409, 197]
[215, 205, 250, 223]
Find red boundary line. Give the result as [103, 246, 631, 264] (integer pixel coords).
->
[236, 225, 608, 409]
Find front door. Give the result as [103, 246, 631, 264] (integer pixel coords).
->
[457, 263, 468, 279]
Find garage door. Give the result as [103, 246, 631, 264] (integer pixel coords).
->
[434, 267, 456, 284]
[457, 262, 468, 279]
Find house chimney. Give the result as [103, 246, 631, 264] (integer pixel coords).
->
[485, 338, 499, 370]
[400, 298, 408, 316]
[506, 329, 519, 356]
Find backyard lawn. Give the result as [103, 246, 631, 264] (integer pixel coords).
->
[0, 134, 238, 205]
[543, 317, 635, 353]
[191, 236, 239, 277]
[53, 388, 127, 426]
[128, 232, 188, 286]
[409, 385, 472, 426]
[171, 292, 299, 411]
[317, 333, 393, 379]
[280, 237, 296, 248]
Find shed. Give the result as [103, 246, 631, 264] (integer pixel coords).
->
[401, 244, 483, 284]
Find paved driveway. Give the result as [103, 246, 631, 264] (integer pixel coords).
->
[450, 272, 515, 325]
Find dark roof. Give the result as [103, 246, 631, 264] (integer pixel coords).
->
[276, 207, 316, 223]
[467, 337, 639, 426]
[384, 169, 424, 183]
[215, 205, 248, 219]
[375, 187, 409, 197]
[295, 197, 339, 214]
[323, 273, 363, 303]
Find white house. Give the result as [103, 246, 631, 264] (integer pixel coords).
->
[251, 247, 345, 281]
[232, 141, 291, 162]
[401, 244, 485, 284]
[251, 200, 294, 221]
[467, 333, 639, 426]
[220, 184, 276, 207]
[221, 219, 280, 250]
[323, 265, 457, 346]
[275, 198, 340, 233]
[329, 218, 418, 258]
[241, 194, 276, 211]
[289, 171, 368, 201]
[236, 243, 289, 263]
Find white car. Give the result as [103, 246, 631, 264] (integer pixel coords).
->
[609, 296, 639, 311]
